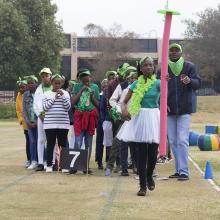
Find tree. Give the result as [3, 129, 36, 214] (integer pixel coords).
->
[0, 0, 65, 89]
[83, 23, 139, 80]
[0, 0, 30, 89]
[183, 5, 220, 91]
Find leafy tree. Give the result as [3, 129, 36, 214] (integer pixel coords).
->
[0, 0, 65, 89]
[183, 5, 220, 91]
[83, 23, 139, 80]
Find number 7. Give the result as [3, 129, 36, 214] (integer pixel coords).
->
[69, 151, 80, 168]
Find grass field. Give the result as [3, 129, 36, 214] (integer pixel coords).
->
[0, 96, 220, 220]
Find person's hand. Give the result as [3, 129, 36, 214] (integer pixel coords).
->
[165, 74, 171, 81]
[90, 90, 94, 98]
[80, 86, 89, 93]
[56, 89, 64, 98]
[182, 76, 191, 84]
[180, 74, 191, 85]
[122, 109, 131, 121]
[39, 115, 44, 122]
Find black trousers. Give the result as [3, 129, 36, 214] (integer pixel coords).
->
[137, 143, 158, 190]
[45, 129, 68, 166]
[95, 120, 104, 166]
[24, 129, 31, 161]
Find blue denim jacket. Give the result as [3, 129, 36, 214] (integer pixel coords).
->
[23, 90, 37, 126]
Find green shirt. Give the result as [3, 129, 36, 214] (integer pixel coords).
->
[130, 79, 160, 108]
[73, 83, 100, 111]
[42, 85, 52, 93]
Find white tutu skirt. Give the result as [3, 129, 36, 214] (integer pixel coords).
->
[102, 121, 113, 147]
[116, 108, 160, 144]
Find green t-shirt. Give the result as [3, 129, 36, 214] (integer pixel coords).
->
[73, 83, 100, 111]
[42, 85, 52, 93]
[130, 79, 160, 108]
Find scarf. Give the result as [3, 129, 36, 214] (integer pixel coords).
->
[168, 57, 184, 76]
[129, 74, 157, 115]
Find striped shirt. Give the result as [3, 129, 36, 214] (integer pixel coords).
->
[43, 90, 71, 129]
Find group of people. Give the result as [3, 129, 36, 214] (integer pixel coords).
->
[16, 43, 201, 196]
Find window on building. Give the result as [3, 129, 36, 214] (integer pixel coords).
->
[61, 56, 71, 80]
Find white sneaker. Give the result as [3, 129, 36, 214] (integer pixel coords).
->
[27, 161, 38, 170]
[61, 169, 69, 173]
[25, 161, 31, 168]
[46, 166, 53, 173]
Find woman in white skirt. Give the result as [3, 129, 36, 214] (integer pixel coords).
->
[117, 56, 160, 196]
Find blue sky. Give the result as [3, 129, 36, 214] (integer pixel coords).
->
[53, 0, 220, 38]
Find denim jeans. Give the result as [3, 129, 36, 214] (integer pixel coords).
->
[28, 127, 38, 162]
[75, 130, 93, 151]
[167, 114, 190, 176]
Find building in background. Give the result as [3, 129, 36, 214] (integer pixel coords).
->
[60, 33, 183, 80]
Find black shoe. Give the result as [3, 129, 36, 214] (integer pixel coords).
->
[98, 164, 104, 170]
[178, 174, 189, 181]
[147, 177, 155, 191]
[128, 164, 134, 169]
[169, 173, 180, 178]
[137, 188, 146, 196]
[121, 169, 129, 176]
[83, 168, 93, 174]
[113, 166, 120, 173]
[35, 164, 44, 171]
[69, 169, 77, 174]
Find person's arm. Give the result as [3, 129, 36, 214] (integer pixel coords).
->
[109, 85, 122, 108]
[182, 62, 201, 90]
[33, 86, 42, 117]
[43, 93, 55, 111]
[16, 94, 23, 125]
[121, 89, 133, 121]
[62, 91, 71, 111]
[90, 86, 99, 109]
[188, 64, 201, 90]
[22, 93, 30, 126]
[71, 85, 88, 105]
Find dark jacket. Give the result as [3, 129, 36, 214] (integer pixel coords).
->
[167, 60, 201, 115]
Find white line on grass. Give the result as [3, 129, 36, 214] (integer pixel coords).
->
[99, 176, 123, 220]
[0, 171, 34, 193]
[189, 155, 220, 193]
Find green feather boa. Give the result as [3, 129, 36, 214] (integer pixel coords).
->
[79, 90, 90, 112]
[128, 74, 157, 115]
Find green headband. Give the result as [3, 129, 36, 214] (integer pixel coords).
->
[169, 43, 183, 52]
[126, 71, 137, 79]
[105, 70, 117, 78]
[117, 63, 130, 77]
[79, 70, 91, 78]
[24, 75, 38, 83]
[51, 73, 62, 81]
[139, 56, 154, 66]
[16, 77, 27, 86]
[101, 78, 108, 85]
[69, 80, 77, 85]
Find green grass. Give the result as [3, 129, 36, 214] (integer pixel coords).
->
[0, 103, 16, 119]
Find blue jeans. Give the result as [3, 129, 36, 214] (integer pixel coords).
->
[75, 130, 93, 152]
[167, 114, 190, 176]
[28, 127, 38, 162]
